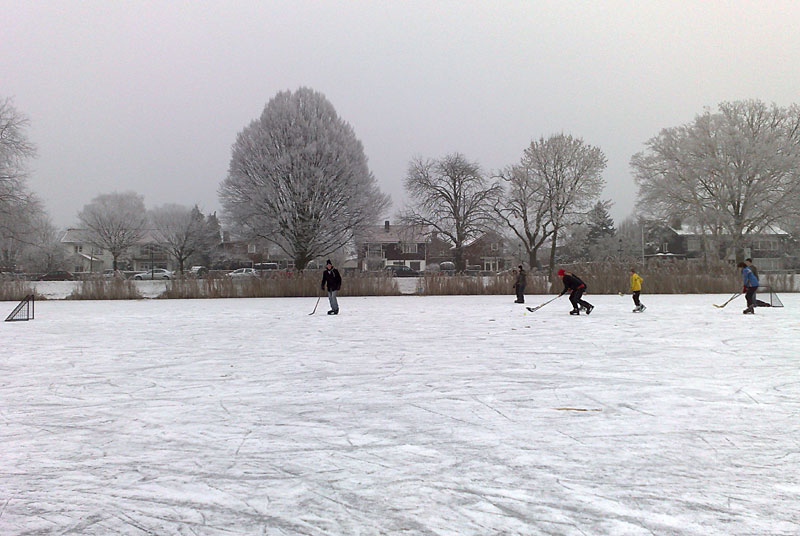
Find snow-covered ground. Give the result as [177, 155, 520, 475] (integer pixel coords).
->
[2, 294, 798, 535]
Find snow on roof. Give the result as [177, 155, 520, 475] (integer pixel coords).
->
[671, 224, 789, 236]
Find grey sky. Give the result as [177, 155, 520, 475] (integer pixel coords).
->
[4, 1, 800, 227]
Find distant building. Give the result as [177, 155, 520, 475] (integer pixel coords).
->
[661, 224, 794, 270]
[356, 221, 430, 272]
[460, 230, 513, 272]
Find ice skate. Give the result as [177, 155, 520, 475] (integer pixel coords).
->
[569, 308, 580, 315]
[584, 304, 594, 315]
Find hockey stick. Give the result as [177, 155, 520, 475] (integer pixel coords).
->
[713, 292, 741, 308]
[526, 295, 562, 313]
[308, 295, 322, 315]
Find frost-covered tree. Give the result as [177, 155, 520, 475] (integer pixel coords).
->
[150, 204, 209, 274]
[219, 88, 390, 270]
[78, 192, 148, 270]
[521, 135, 606, 277]
[493, 163, 552, 270]
[632, 100, 800, 262]
[0, 98, 42, 243]
[401, 153, 501, 271]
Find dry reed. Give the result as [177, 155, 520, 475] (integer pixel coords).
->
[0, 280, 41, 302]
[158, 272, 401, 299]
[66, 279, 144, 300]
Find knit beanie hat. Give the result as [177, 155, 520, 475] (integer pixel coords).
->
[557, 269, 565, 276]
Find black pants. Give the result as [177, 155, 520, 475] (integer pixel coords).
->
[569, 288, 592, 310]
[632, 291, 641, 306]
[515, 284, 525, 302]
[745, 287, 757, 309]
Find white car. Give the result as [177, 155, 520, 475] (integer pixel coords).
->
[133, 268, 174, 280]
[226, 268, 257, 278]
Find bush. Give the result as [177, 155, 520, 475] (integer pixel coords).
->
[66, 279, 143, 300]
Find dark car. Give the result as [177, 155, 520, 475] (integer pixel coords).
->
[384, 265, 419, 277]
[39, 270, 74, 281]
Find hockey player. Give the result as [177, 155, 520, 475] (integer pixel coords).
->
[630, 267, 646, 312]
[738, 261, 758, 315]
[321, 259, 342, 315]
[745, 258, 771, 307]
[557, 269, 594, 315]
[513, 265, 526, 303]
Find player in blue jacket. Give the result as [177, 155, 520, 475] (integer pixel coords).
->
[738, 261, 759, 315]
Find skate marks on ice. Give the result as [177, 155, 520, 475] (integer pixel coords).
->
[1, 295, 799, 534]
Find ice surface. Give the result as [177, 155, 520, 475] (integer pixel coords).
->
[2, 294, 798, 535]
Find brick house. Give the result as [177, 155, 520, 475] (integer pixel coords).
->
[357, 221, 430, 272]
[460, 230, 513, 272]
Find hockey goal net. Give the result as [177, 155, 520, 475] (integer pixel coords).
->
[5, 294, 34, 322]
[755, 286, 783, 308]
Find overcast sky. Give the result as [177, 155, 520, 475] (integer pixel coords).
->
[3, 1, 800, 227]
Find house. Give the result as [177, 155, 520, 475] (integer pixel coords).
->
[460, 230, 513, 272]
[60, 229, 113, 273]
[60, 229, 172, 272]
[356, 221, 430, 272]
[664, 224, 794, 270]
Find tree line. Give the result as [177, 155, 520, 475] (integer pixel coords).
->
[2, 91, 799, 275]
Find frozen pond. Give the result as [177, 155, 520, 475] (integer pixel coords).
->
[2, 294, 798, 535]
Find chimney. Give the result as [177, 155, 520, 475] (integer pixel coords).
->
[384, 220, 390, 232]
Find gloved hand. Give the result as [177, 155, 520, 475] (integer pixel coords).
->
[742, 286, 747, 293]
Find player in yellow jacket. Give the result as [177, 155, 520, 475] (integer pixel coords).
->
[629, 268, 646, 313]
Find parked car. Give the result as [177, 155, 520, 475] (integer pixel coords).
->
[439, 261, 456, 274]
[384, 265, 419, 277]
[226, 267, 257, 278]
[188, 266, 208, 278]
[39, 270, 74, 281]
[103, 269, 126, 279]
[254, 262, 279, 271]
[133, 268, 174, 280]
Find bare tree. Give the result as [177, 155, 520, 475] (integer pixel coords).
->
[150, 204, 208, 274]
[401, 153, 501, 271]
[493, 164, 552, 269]
[78, 192, 148, 270]
[0, 98, 42, 243]
[219, 87, 390, 270]
[520, 135, 606, 277]
[632, 100, 800, 262]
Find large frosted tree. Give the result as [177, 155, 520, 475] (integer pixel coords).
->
[219, 87, 390, 270]
[632, 100, 800, 262]
[0, 98, 42, 243]
[78, 192, 148, 270]
[520, 135, 606, 277]
[493, 163, 552, 270]
[401, 153, 501, 271]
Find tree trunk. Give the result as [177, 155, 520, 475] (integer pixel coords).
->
[548, 226, 559, 283]
[528, 247, 538, 271]
[454, 247, 465, 272]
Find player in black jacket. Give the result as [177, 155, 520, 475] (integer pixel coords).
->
[557, 269, 594, 315]
[321, 259, 342, 315]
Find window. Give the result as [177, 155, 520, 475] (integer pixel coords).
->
[686, 238, 700, 251]
[490, 243, 499, 251]
[247, 243, 257, 254]
[401, 242, 418, 254]
[74, 245, 82, 253]
[367, 244, 384, 258]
